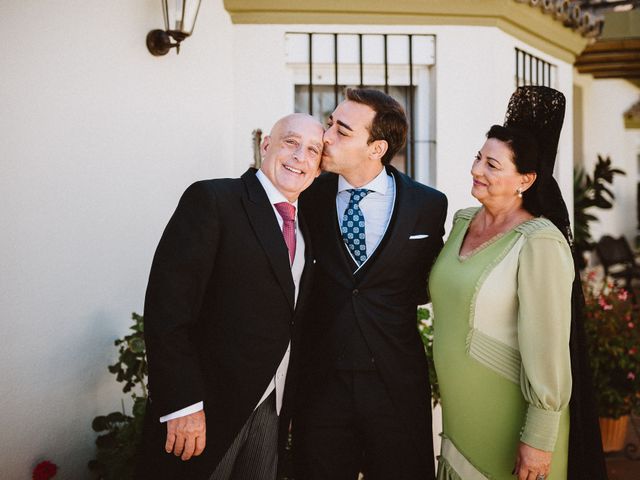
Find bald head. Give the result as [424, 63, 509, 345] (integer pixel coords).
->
[269, 113, 323, 139]
[259, 113, 323, 202]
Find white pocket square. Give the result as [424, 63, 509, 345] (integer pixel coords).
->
[409, 234, 429, 240]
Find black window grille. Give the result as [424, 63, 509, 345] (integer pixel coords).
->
[287, 32, 436, 180]
[515, 47, 557, 88]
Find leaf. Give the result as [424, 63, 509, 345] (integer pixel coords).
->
[594, 198, 613, 209]
[106, 411, 128, 424]
[92, 415, 109, 432]
[129, 338, 145, 354]
[133, 397, 147, 418]
[96, 432, 118, 449]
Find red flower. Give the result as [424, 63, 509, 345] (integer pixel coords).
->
[32, 460, 57, 480]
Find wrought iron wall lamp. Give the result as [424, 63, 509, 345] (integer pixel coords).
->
[146, 0, 202, 56]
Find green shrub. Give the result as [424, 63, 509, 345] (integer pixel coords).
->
[89, 313, 147, 479]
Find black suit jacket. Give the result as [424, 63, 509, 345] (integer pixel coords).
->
[298, 165, 447, 475]
[138, 169, 313, 479]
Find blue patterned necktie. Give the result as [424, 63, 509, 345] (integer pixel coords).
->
[341, 188, 371, 266]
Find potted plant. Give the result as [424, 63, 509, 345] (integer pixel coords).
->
[573, 155, 625, 268]
[89, 313, 147, 479]
[582, 272, 640, 452]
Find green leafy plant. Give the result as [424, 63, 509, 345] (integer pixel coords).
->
[417, 306, 440, 407]
[582, 272, 640, 418]
[573, 155, 625, 267]
[89, 313, 147, 479]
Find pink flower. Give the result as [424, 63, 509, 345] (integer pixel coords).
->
[627, 372, 636, 381]
[629, 322, 636, 329]
[618, 290, 629, 301]
[598, 297, 611, 310]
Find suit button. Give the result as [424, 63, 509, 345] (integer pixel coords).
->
[352, 289, 359, 296]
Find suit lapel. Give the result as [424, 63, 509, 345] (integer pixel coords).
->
[316, 175, 357, 281]
[241, 169, 295, 310]
[356, 166, 420, 279]
[295, 210, 314, 312]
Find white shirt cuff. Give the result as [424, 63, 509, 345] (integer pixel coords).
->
[159, 401, 204, 423]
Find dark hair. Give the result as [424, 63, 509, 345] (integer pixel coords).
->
[486, 124, 543, 216]
[345, 88, 408, 165]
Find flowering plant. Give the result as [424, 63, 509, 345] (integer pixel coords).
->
[32, 460, 57, 480]
[582, 271, 640, 418]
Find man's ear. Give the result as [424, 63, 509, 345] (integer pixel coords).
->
[369, 139, 388, 163]
[260, 135, 271, 157]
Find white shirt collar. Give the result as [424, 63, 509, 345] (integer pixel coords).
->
[255, 169, 299, 211]
[338, 167, 389, 195]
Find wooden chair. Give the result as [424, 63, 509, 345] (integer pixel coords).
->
[595, 235, 640, 296]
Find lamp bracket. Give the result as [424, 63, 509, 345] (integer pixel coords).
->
[146, 29, 183, 56]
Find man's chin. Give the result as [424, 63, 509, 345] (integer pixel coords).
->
[320, 160, 335, 173]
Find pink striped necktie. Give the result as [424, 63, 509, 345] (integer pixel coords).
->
[274, 202, 296, 264]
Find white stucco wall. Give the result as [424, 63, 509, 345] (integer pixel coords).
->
[433, 26, 575, 227]
[574, 74, 640, 246]
[1, 2, 584, 477]
[1, 1, 235, 478]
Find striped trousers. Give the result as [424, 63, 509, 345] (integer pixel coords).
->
[210, 391, 279, 480]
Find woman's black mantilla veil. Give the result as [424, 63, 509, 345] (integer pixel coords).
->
[503, 86, 607, 479]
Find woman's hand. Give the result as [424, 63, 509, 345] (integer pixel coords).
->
[514, 442, 552, 480]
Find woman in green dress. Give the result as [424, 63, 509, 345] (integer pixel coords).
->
[429, 87, 606, 480]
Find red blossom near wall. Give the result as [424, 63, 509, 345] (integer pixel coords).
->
[32, 460, 58, 480]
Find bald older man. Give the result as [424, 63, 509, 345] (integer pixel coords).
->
[138, 114, 323, 480]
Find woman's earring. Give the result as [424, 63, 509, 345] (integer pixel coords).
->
[516, 187, 523, 198]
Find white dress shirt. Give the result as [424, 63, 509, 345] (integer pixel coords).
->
[159, 170, 304, 422]
[336, 167, 396, 272]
